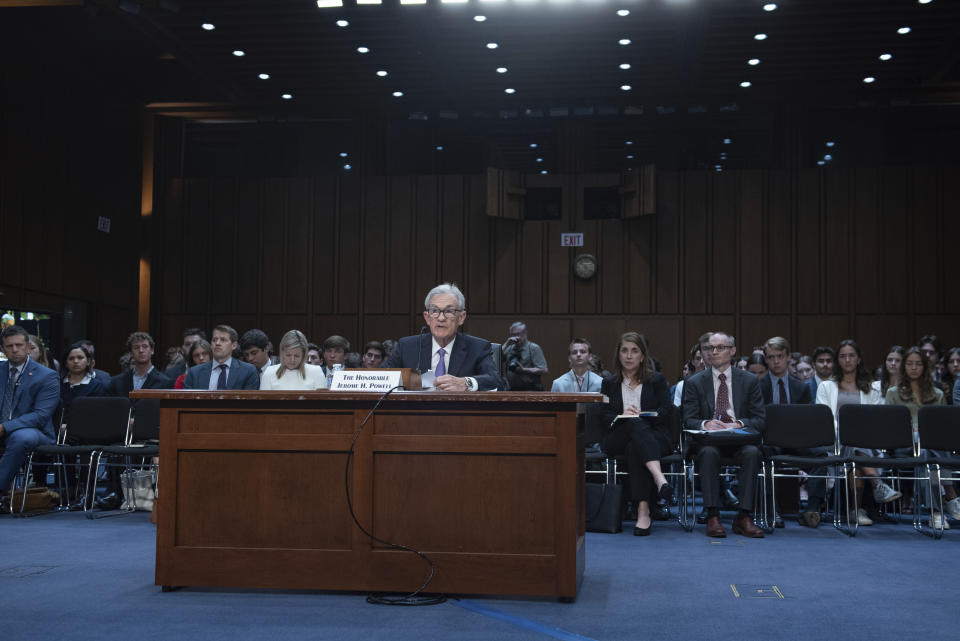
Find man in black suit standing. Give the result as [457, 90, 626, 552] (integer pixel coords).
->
[101, 331, 171, 509]
[682, 331, 765, 538]
[384, 282, 504, 391]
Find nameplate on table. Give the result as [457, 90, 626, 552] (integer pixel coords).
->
[330, 369, 402, 392]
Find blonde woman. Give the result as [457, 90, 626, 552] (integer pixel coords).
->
[260, 330, 327, 391]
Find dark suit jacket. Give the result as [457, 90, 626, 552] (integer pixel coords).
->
[107, 368, 173, 400]
[600, 372, 671, 436]
[183, 359, 259, 390]
[383, 332, 505, 391]
[806, 378, 819, 404]
[681, 367, 766, 433]
[164, 362, 187, 381]
[0, 358, 60, 440]
[760, 374, 812, 405]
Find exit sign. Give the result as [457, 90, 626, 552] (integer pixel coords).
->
[561, 233, 583, 247]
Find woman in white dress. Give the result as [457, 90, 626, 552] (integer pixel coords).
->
[260, 330, 328, 391]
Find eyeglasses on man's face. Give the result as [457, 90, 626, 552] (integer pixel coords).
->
[708, 345, 733, 353]
[426, 307, 463, 319]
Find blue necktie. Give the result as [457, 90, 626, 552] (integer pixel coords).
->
[435, 348, 446, 377]
[2, 366, 18, 422]
[217, 363, 228, 390]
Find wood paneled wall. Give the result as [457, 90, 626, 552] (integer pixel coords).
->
[156, 166, 959, 380]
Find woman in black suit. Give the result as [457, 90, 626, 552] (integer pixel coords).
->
[600, 331, 674, 536]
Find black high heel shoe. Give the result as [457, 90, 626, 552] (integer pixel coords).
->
[657, 482, 674, 504]
[633, 524, 651, 536]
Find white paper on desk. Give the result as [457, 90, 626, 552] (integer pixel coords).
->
[684, 426, 749, 434]
[419, 369, 436, 390]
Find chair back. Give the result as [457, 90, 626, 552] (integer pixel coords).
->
[764, 404, 836, 449]
[131, 399, 161, 442]
[838, 404, 912, 450]
[66, 397, 132, 445]
[917, 405, 960, 452]
[583, 403, 609, 449]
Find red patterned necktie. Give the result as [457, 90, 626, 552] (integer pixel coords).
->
[716, 373, 730, 421]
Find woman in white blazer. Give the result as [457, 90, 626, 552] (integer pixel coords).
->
[260, 330, 328, 391]
[816, 339, 898, 526]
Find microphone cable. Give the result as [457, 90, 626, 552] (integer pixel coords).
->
[343, 384, 446, 606]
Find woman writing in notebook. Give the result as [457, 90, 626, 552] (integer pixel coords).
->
[600, 331, 675, 536]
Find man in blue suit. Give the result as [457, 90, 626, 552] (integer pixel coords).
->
[384, 283, 504, 391]
[184, 325, 259, 390]
[0, 325, 60, 492]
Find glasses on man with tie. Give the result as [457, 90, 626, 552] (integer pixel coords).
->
[708, 345, 733, 353]
[426, 307, 463, 319]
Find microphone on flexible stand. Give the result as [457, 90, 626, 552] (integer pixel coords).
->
[417, 325, 430, 374]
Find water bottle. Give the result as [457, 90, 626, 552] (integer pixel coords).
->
[329, 363, 343, 389]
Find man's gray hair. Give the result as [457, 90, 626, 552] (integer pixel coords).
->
[510, 322, 526, 332]
[714, 331, 736, 346]
[424, 282, 466, 310]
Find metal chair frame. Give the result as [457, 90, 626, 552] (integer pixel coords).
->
[917, 406, 960, 539]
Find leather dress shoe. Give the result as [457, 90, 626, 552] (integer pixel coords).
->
[95, 492, 122, 510]
[732, 514, 765, 538]
[722, 488, 741, 509]
[705, 515, 727, 538]
[696, 508, 708, 525]
[774, 512, 785, 529]
[799, 511, 821, 528]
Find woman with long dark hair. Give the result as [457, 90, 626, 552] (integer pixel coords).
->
[816, 339, 898, 526]
[599, 332, 674, 536]
[872, 345, 904, 400]
[940, 347, 960, 405]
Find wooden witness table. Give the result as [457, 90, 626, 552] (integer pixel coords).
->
[131, 389, 601, 600]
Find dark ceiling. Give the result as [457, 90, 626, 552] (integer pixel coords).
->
[3, 0, 960, 173]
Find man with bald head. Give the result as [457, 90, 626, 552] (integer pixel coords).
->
[384, 283, 504, 391]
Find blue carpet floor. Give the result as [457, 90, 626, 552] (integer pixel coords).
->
[2, 510, 955, 641]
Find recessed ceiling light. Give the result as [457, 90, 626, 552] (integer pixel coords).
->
[392, 91, 404, 97]
[281, 93, 292, 99]
[486, 42, 498, 49]
[824, 154, 833, 161]
[618, 38, 631, 45]
[720, 153, 727, 159]
[625, 141, 633, 145]
[336, 19, 349, 27]
[344, 164, 352, 170]
[356, 0, 381, 3]
[723, 138, 732, 144]
[879, 53, 893, 61]
[400, 0, 427, 4]
[617, 9, 629, 16]
[897, 26, 911, 34]
[740, 81, 752, 88]
[258, 73, 270, 80]
[316, 0, 343, 7]
[474, 15, 487, 22]
[754, 33, 767, 41]
[340, 152, 348, 157]
[763, 3, 777, 10]
[817, 160, 825, 166]
[530, 143, 538, 148]
[620, 85, 632, 91]
[540, 170, 548, 175]
[376, 70, 388, 77]
[536, 157, 543, 162]
[826, 141, 836, 147]
[748, 58, 760, 66]
[626, 154, 634, 159]
[201, 23, 215, 31]
[435, 145, 444, 150]
[232, 50, 246, 57]
[496, 67, 508, 73]
[918, 0, 932, 4]
[504, 88, 516, 94]
[357, 46, 370, 53]
[863, 76, 876, 83]
[619, 63, 631, 70]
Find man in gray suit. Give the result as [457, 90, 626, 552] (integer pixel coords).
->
[682, 331, 766, 539]
[550, 338, 602, 393]
[184, 325, 259, 390]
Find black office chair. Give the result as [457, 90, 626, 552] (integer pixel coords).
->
[837, 404, 924, 537]
[762, 404, 847, 534]
[21, 397, 131, 517]
[917, 405, 960, 539]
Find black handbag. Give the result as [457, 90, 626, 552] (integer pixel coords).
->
[585, 482, 623, 533]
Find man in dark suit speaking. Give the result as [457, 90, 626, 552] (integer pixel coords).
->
[682, 331, 765, 538]
[384, 283, 504, 391]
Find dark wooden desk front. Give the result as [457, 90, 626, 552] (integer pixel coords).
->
[132, 390, 600, 599]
